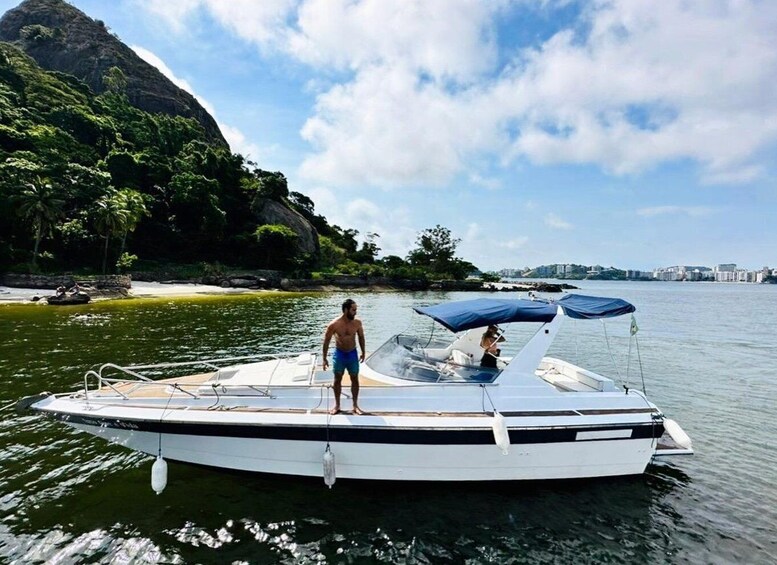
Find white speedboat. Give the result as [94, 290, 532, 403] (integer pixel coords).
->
[24, 294, 692, 488]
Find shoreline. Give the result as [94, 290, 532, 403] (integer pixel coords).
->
[0, 281, 272, 304]
[0, 280, 575, 305]
[0, 281, 439, 304]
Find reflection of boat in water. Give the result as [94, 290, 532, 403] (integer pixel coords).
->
[46, 292, 91, 305]
[24, 294, 692, 487]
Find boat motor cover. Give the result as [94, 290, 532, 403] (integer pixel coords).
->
[414, 295, 636, 332]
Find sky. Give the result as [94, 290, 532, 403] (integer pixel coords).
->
[2, 0, 776, 271]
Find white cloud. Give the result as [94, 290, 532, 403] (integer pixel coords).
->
[701, 165, 764, 185]
[219, 123, 268, 162]
[136, 0, 202, 34]
[202, 0, 297, 47]
[459, 224, 531, 268]
[345, 198, 381, 222]
[498, 1, 777, 181]
[138, 0, 777, 187]
[305, 186, 338, 218]
[342, 198, 416, 257]
[303, 189, 416, 257]
[463, 223, 481, 243]
[469, 173, 501, 190]
[500, 237, 529, 250]
[637, 206, 714, 218]
[132, 44, 269, 161]
[299, 64, 495, 186]
[544, 213, 573, 230]
[287, 0, 498, 80]
[295, 0, 777, 187]
[131, 45, 216, 116]
[137, 0, 295, 42]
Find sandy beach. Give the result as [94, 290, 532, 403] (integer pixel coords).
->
[0, 281, 266, 304]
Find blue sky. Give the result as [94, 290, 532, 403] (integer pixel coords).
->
[3, 0, 776, 271]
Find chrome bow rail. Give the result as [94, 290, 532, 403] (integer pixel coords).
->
[82, 352, 310, 399]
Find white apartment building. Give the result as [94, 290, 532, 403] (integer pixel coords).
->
[653, 266, 685, 281]
[653, 265, 715, 281]
[555, 264, 573, 276]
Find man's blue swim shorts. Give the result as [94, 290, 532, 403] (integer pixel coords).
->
[333, 348, 359, 376]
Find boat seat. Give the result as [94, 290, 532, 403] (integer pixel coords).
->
[448, 328, 490, 361]
[200, 356, 317, 393]
[421, 347, 453, 361]
[450, 349, 475, 366]
[214, 368, 240, 382]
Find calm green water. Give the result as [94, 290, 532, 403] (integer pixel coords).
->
[0, 283, 775, 563]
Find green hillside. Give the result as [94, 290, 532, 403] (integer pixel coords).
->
[0, 41, 328, 274]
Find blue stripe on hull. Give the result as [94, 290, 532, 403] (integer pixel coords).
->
[49, 412, 664, 445]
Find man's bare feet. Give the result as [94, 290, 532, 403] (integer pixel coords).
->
[352, 407, 365, 415]
[330, 407, 341, 415]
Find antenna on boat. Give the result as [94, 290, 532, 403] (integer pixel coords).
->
[625, 314, 647, 396]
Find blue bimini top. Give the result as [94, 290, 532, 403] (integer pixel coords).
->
[413, 294, 635, 332]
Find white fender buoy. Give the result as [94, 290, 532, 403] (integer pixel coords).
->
[323, 446, 336, 488]
[151, 455, 168, 495]
[492, 412, 510, 455]
[663, 418, 693, 451]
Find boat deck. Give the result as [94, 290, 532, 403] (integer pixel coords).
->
[98, 369, 391, 399]
[102, 372, 215, 398]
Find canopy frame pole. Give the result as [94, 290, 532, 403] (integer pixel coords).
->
[600, 319, 623, 382]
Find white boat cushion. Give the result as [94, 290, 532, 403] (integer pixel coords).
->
[296, 353, 314, 365]
[215, 368, 239, 381]
[451, 349, 474, 366]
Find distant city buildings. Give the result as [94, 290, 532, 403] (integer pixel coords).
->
[652, 265, 712, 281]
[497, 263, 776, 283]
[652, 264, 775, 283]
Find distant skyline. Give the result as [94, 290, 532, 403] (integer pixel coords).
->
[2, 0, 776, 270]
[504, 261, 774, 271]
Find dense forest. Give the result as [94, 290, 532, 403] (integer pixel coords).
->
[0, 0, 479, 281]
[0, 41, 307, 274]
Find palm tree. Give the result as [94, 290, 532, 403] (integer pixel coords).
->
[116, 188, 150, 257]
[15, 177, 64, 268]
[93, 192, 130, 274]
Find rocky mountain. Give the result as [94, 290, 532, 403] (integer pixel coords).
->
[0, 0, 226, 146]
[253, 198, 320, 256]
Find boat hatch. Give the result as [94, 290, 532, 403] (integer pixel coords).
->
[198, 353, 317, 393]
[536, 357, 618, 392]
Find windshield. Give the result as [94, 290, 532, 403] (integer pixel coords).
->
[364, 335, 499, 383]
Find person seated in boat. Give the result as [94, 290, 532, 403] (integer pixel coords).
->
[55, 286, 66, 297]
[69, 282, 81, 295]
[480, 325, 505, 368]
[322, 298, 367, 415]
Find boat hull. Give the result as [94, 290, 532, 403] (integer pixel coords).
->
[59, 414, 661, 481]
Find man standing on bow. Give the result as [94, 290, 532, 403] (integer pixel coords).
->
[322, 298, 366, 415]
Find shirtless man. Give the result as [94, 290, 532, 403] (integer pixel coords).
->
[322, 298, 366, 415]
